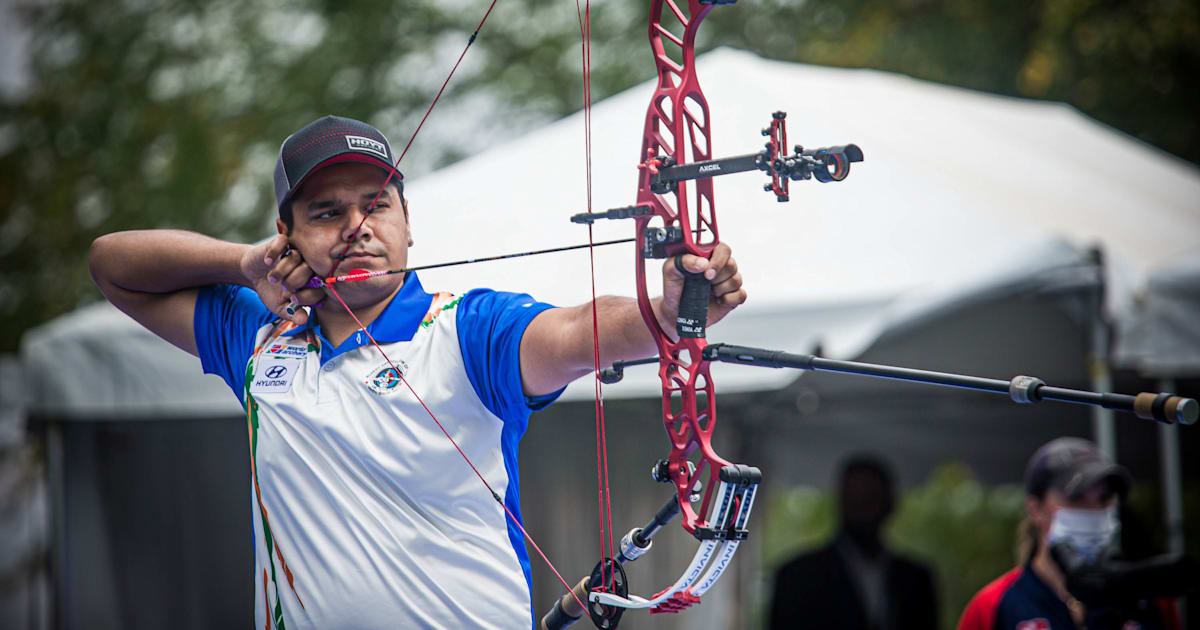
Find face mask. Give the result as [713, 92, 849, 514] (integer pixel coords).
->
[1047, 505, 1119, 563]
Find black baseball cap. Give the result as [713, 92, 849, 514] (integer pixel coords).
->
[273, 115, 401, 212]
[1025, 437, 1130, 500]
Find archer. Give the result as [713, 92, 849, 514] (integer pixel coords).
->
[88, 115, 746, 629]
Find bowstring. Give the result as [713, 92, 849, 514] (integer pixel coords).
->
[311, 0, 587, 615]
[575, 0, 617, 596]
[336, 0, 502, 264]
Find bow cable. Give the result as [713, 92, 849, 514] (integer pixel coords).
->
[575, 0, 621, 601]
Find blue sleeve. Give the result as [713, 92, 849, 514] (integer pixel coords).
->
[456, 289, 563, 423]
[194, 284, 276, 406]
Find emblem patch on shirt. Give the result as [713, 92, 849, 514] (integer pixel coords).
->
[1017, 619, 1050, 630]
[365, 360, 409, 394]
[263, 342, 307, 359]
[250, 356, 301, 393]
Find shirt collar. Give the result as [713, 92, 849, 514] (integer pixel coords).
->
[282, 272, 434, 356]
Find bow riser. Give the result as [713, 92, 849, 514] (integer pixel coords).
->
[634, 0, 731, 538]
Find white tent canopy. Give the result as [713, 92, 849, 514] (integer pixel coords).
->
[21, 48, 1200, 415]
[403, 47, 1200, 400]
[1114, 250, 1200, 377]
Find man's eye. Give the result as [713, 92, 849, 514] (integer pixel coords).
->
[314, 208, 340, 220]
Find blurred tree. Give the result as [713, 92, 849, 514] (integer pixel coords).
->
[1, 0, 1195, 351]
[0, 0, 643, 352]
[707, 0, 1198, 163]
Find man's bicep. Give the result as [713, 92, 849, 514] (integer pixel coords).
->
[519, 305, 593, 397]
[104, 284, 201, 356]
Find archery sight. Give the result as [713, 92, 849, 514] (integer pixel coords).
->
[642, 112, 862, 203]
[570, 112, 863, 289]
[572, 112, 863, 229]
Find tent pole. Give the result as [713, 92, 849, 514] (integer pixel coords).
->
[45, 419, 66, 630]
[1158, 377, 1186, 626]
[1158, 376, 1184, 555]
[1089, 249, 1117, 460]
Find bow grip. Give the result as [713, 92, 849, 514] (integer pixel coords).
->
[674, 256, 709, 338]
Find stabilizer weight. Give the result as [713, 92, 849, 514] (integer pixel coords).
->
[1133, 392, 1198, 425]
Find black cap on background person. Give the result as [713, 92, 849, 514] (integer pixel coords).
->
[1024, 437, 1131, 501]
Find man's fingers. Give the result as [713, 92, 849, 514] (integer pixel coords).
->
[266, 249, 302, 285]
[277, 292, 311, 325]
[712, 270, 744, 299]
[674, 244, 734, 281]
[279, 262, 315, 293]
[293, 287, 325, 306]
[707, 243, 732, 276]
[670, 254, 709, 280]
[709, 256, 738, 286]
[262, 234, 290, 266]
[716, 285, 747, 307]
[282, 302, 309, 325]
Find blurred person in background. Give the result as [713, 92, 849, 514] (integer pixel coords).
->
[87, 115, 746, 629]
[956, 437, 1183, 630]
[769, 454, 939, 630]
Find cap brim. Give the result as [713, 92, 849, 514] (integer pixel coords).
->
[281, 153, 399, 208]
[1063, 461, 1131, 499]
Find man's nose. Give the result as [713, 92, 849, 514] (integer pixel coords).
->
[342, 204, 373, 242]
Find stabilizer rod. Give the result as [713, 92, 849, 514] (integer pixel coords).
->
[539, 493, 682, 630]
[697, 343, 1198, 425]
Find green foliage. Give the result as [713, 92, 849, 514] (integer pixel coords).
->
[763, 463, 1025, 630]
[0, 0, 642, 351]
[705, 0, 1198, 163]
[886, 464, 1026, 630]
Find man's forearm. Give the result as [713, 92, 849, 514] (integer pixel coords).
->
[90, 229, 250, 296]
[591, 295, 671, 366]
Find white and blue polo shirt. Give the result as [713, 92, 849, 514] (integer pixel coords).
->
[194, 273, 561, 629]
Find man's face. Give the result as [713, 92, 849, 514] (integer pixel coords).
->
[840, 469, 892, 545]
[278, 162, 411, 304]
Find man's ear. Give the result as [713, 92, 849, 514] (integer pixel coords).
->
[403, 199, 413, 247]
[276, 218, 287, 235]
